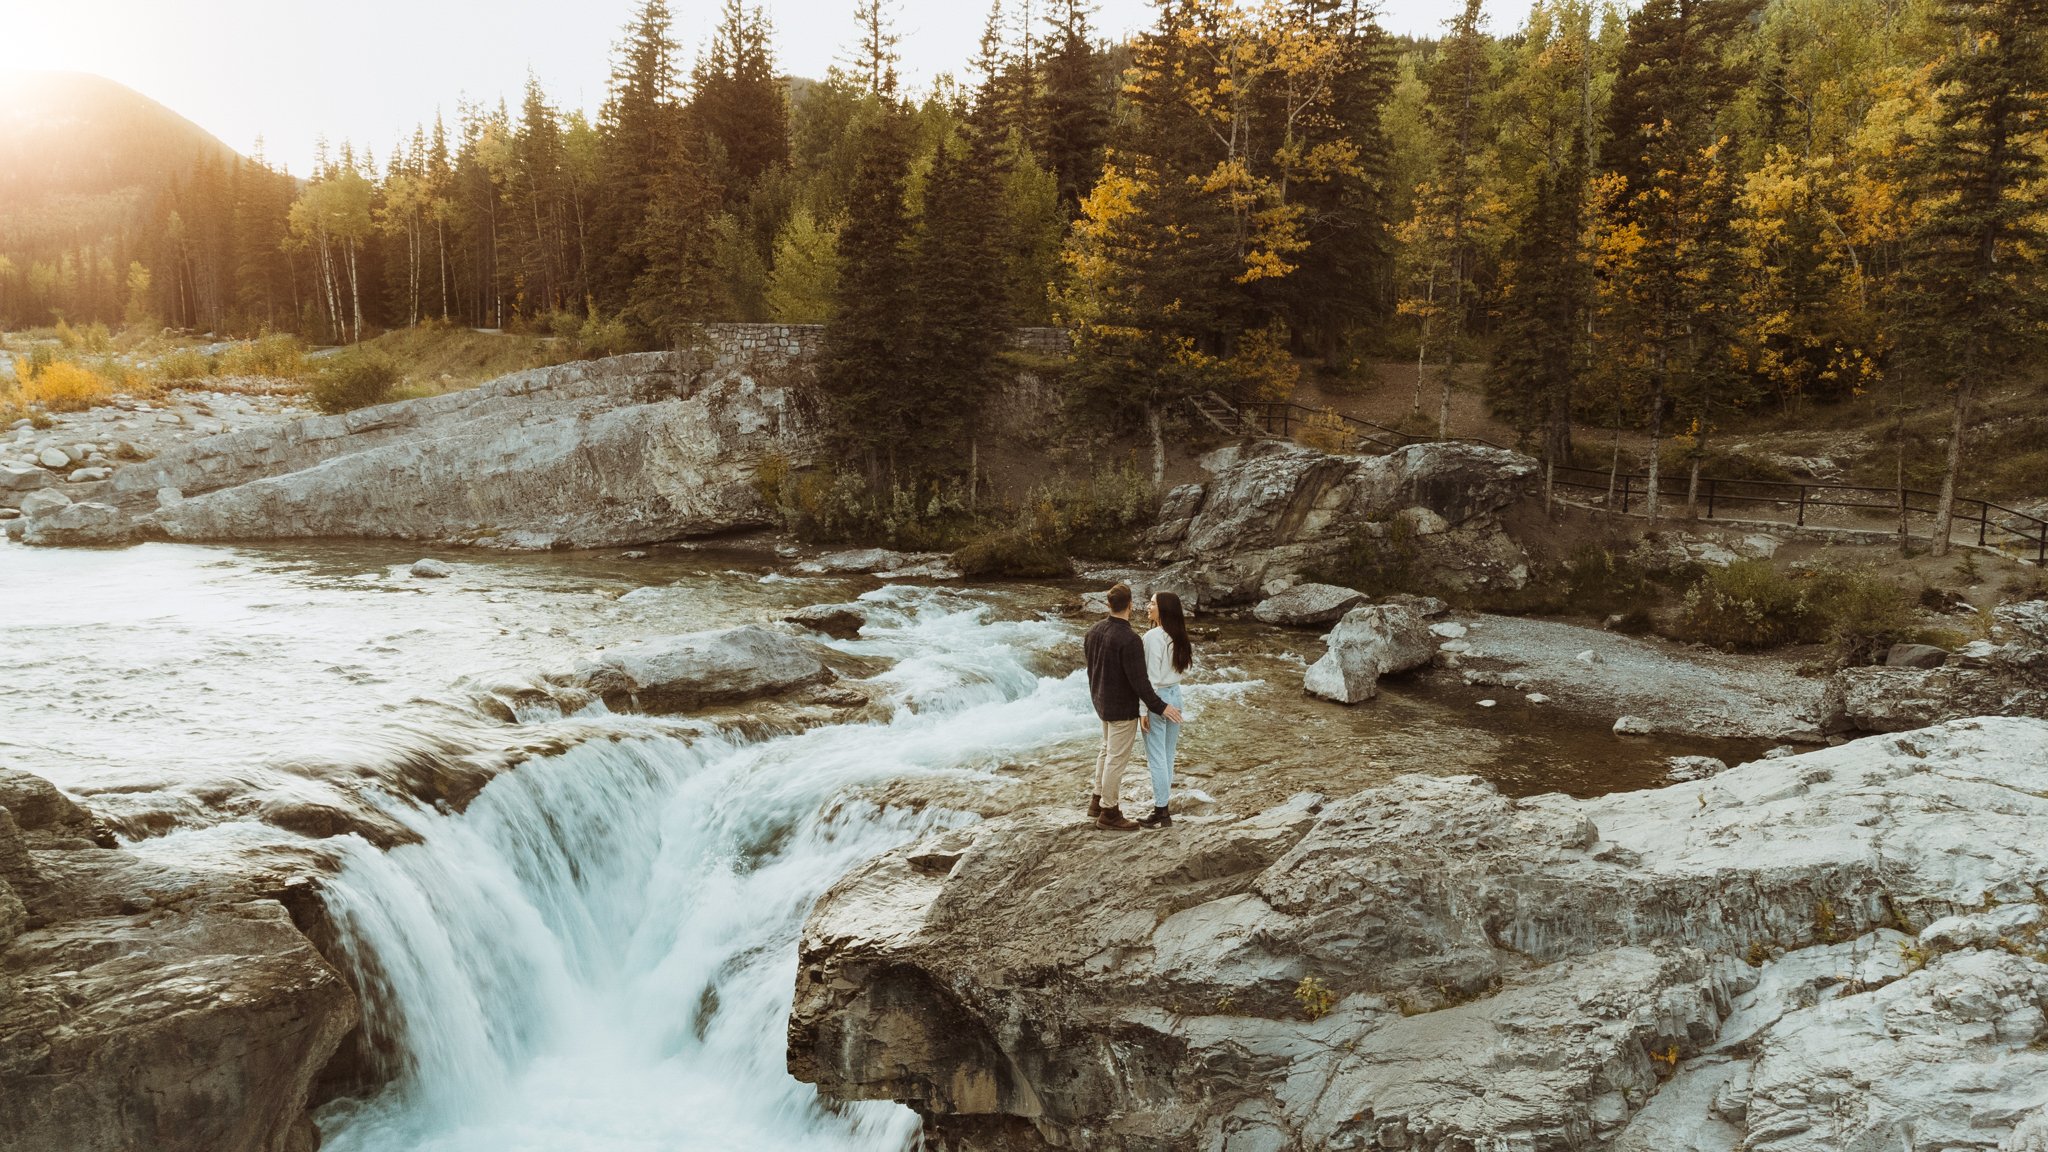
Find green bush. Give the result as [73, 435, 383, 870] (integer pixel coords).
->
[309, 351, 401, 414]
[1673, 560, 1915, 660]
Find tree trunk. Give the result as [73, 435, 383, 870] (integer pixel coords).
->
[1895, 371, 1910, 554]
[968, 436, 979, 515]
[1686, 452, 1701, 520]
[1437, 351, 1455, 440]
[1148, 404, 1167, 488]
[1644, 372, 1666, 525]
[1929, 379, 1973, 558]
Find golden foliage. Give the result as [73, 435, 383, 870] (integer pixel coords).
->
[22, 359, 112, 411]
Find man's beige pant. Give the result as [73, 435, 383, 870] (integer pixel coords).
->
[1093, 719, 1140, 808]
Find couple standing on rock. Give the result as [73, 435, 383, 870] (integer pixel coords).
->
[1083, 582, 1193, 830]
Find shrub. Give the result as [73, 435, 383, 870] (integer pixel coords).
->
[219, 332, 306, 379]
[26, 346, 54, 378]
[1297, 408, 1357, 454]
[576, 309, 634, 358]
[23, 360, 112, 411]
[309, 351, 400, 414]
[155, 347, 211, 382]
[954, 525, 1071, 577]
[1673, 560, 1915, 660]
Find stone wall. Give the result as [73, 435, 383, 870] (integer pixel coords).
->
[694, 323, 1073, 367]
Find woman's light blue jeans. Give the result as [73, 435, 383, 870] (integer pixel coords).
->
[1144, 684, 1184, 809]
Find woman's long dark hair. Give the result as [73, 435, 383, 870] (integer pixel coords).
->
[1156, 592, 1193, 673]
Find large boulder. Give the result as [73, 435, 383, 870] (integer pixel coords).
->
[0, 769, 358, 1152]
[1148, 441, 1539, 605]
[549, 624, 833, 712]
[784, 603, 867, 640]
[1302, 603, 1437, 703]
[790, 717, 2048, 1151]
[21, 352, 812, 549]
[1252, 582, 1366, 627]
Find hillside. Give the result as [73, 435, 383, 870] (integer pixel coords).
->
[0, 71, 238, 209]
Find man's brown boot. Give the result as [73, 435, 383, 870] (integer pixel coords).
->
[1097, 806, 1140, 831]
[1087, 794, 1102, 819]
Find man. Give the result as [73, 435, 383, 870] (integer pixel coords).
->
[1083, 582, 1183, 831]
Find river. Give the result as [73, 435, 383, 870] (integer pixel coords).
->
[0, 538, 1770, 1150]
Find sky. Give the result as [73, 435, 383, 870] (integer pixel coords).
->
[0, 0, 1467, 176]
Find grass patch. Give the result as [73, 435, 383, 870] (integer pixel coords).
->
[218, 332, 307, 379]
[353, 323, 566, 394]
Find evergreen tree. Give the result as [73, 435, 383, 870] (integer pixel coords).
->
[1416, 0, 1495, 436]
[1267, 0, 1398, 367]
[1035, 0, 1109, 216]
[591, 0, 685, 314]
[626, 134, 722, 346]
[1893, 0, 2048, 555]
[1594, 0, 1762, 521]
[692, 1, 791, 191]
[817, 100, 915, 474]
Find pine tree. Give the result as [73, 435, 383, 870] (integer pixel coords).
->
[626, 134, 722, 346]
[1418, 0, 1495, 436]
[1594, 0, 1762, 522]
[1893, 0, 2048, 555]
[1267, 0, 1398, 367]
[692, 1, 791, 191]
[1035, 0, 1108, 216]
[592, 0, 686, 314]
[817, 99, 915, 474]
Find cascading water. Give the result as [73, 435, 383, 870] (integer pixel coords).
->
[315, 588, 1091, 1152]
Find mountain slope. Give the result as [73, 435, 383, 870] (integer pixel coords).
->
[0, 71, 239, 209]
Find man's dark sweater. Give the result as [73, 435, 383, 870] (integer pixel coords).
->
[1084, 616, 1168, 721]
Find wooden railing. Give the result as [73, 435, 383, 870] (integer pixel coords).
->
[1197, 393, 2047, 565]
[1550, 466, 2048, 565]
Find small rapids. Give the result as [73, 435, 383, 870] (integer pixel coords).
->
[315, 588, 1085, 1152]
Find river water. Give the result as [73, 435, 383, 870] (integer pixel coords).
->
[0, 539, 1771, 1151]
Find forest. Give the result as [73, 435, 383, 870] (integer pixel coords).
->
[1, 0, 2043, 538]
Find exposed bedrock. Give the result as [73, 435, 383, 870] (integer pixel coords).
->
[790, 717, 2048, 1151]
[15, 350, 812, 549]
[1146, 440, 1541, 607]
[0, 769, 357, 1152]
[1821, 600, 2048, 736]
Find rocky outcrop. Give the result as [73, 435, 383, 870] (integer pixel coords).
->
[1146, 441, 1540, 607]
[790, 717, 2048, 1151]
[794, 549, 961, 579]
[1302, 603, 1437, 703]
[1252, 582, 1366, 627]
[0, 768, 357, 1152]
[1822, 600, 2048, 735]
[545, 625, 836, 713]
[785, 603, 868, 639]
[13, 351, 812, 549]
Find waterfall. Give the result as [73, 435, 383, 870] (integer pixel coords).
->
[316, 588, 1088, 1152]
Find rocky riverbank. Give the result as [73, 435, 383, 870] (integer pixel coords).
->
[3, 350, 810, 548]
[790, 716, 2048, 1151]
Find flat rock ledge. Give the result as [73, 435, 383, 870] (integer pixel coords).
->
[7, 351, 810, 549]
[790, 717, 2048, 1152]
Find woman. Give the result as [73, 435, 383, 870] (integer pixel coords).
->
[1138, 591, 1193, 829]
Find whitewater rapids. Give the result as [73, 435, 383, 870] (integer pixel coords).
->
[314, 587, 1087, 1152]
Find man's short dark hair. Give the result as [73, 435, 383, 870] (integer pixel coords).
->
[1107, 583, 1132, 613]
